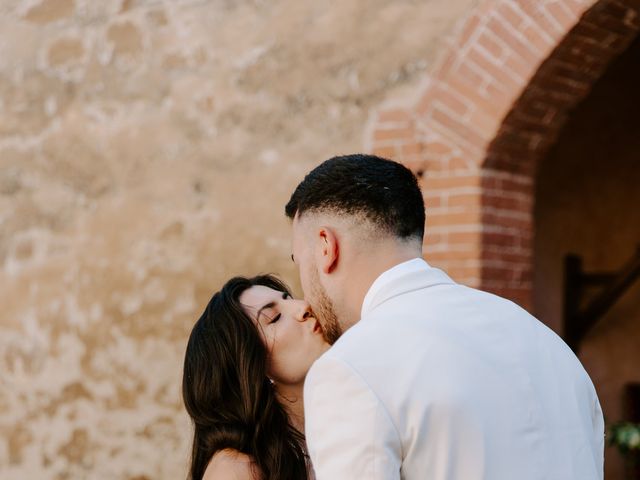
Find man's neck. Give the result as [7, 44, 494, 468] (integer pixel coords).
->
[341, 244, 422, 327]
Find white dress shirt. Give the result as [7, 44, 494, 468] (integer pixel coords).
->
[304, 258, 604, 480]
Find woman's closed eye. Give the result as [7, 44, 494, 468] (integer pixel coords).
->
[259, 291, 289, 324]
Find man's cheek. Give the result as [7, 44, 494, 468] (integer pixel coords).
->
[299, 271, 311, 297]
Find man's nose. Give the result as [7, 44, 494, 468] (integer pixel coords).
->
[296, 302, 312, 322]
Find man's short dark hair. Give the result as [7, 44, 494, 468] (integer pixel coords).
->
[285, 154, 425, 241]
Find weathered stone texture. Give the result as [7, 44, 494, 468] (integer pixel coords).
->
[0, 0, 476, 477]
[23, 0, 75, 25]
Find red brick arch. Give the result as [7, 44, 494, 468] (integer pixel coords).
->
[366, 0, 640, 309]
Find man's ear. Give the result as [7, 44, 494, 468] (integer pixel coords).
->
[317, 226, 339, 274]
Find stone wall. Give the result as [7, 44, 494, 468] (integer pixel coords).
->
[0, 0, 477, 478]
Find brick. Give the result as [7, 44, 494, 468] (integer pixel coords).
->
[482, 231, 520, 248]
[433, 48, 459, 78]
[564, 0, 590, 17]
[482, 266, 525, 283]
[400, 142, 423, 156]
[449, 155, 475, 171]
[424, 141, 454, 155]
[497, 2, 528, 30]
[522, 25, 554, 56]
[449, 230, 481, 244]
[572, 20, 618, 45]
[545, 1, 580, 32]
[544, 58, 599, 84]
[431, 106, 487, 150]
[378, 109, 411, 123]
[487, 17, 539, 65]
[499, 157, 537, 177]
[372, 145, 398, 158]
[512, 99, 557, 126]
[403, 159, 428, 172]
[423, 158, 450, 173]
[486, 136, 534, 162]
[489, 125, 535, 152]
[481, 211, 532, 231]
[535, 85, 579, 107]
[458, 13, 482, 48]
[449, 192, 482, 208]
[482, 80, 512, 105]
[595, 12, 637, 38]
[467, 46, 522, 92]
[485, 176, 532, 193]
[500, 177, 533, 194]
[477, 31, 507, 61]
[484, 148, 530, 174]
[446, 265, 482, 282]
[424, 232, 446, 246]
[555, 48, 606, 77]
[433, 85, 472, 116]
[424, 194, 444, 208]
[423, 174, 481, 191]
[602, 1, 639, 29]
[454, 60, 490, 89]
[502, 115, 554, 138]
[479, 172, 502, 190]
[518, 235, 533, 250]
[534, 74, 590, 100]
[483, 193, 531, 212]
[427, 249, 482, 262]
[519, 2, 565, 40]
[373, 127, 415, 142]
[481, 249, 532, 264]
[481, 287, 531, 308]
[605, 33, 636, 52]
[446, 76, 507, 118]
[620, 5, 640, 29]
[469, 107, 502, 139]
[427, 210, 481, 227]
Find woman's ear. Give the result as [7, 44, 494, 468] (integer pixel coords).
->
[317, 226, 339, 274]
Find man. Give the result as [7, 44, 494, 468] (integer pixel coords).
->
[285, 154, 604, 480]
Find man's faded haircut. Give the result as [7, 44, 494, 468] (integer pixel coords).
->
[285, 154, 425, 241]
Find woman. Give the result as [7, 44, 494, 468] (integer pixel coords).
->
[182, 274, 330, 480]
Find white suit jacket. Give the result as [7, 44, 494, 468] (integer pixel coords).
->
[304, 258, 604, 480]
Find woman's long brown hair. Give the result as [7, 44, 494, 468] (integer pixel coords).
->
[182, 275, 308, 480]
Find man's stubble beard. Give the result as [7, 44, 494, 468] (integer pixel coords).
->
[308, 266, 342, 345]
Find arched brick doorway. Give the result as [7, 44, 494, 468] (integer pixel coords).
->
[533, 33, 640, 478]
[366, 0, 640, 310]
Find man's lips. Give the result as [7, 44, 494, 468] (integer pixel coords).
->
[312, 320, 323, 334]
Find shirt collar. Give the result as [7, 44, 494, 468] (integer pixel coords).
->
[360, 257, 436, 319]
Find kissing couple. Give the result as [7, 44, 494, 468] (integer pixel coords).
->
[182, 154, 604, 480]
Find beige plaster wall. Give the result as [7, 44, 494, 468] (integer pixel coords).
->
[533, 33, 640, 479]
[0, 0, 478, 478]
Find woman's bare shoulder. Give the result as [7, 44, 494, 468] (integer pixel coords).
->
[202, 449, 260, 480]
